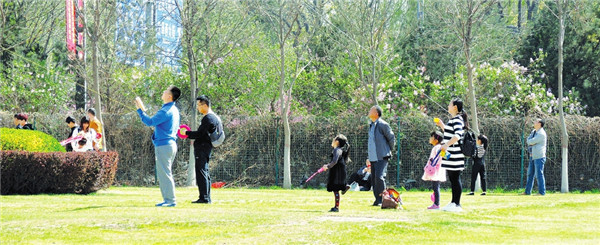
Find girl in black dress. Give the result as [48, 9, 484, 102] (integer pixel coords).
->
[322, 134, 350, 212]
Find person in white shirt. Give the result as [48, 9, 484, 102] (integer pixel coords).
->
[71, 117, 98, 152]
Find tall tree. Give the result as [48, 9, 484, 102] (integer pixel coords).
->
[517, 1, 599, 116]
[432, 0, 508, 135]
[330, 0, 403, 105]
[176, 0, 250, 186]
[431, 0, 512, 192]
[556, 0, 569, 193]
[254, 0, 317, 188]
[80, 0, 118, 151]
[0, 0, 74, 113]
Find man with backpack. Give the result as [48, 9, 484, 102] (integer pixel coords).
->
[180, 95, 224, 204]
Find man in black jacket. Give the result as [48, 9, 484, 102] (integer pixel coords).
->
[180, 95, 220, 204]
[14, 113, 33, 130]
[65, 116, 78, 152]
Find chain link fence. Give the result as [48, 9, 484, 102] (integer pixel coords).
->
[1, 112, 598, 191]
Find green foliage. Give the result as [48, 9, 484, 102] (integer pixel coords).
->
[1, 0, 599, 119]
[457, 61, 584, 116]
[0, 1, 72, 113]
[202, 37, 280, 116]
[108, 66, 190, 113]
[518, 0, 600, 116]
[379, 60, 585, 118]
[0, 58, 74, 113]
[0, 128, 66, 152]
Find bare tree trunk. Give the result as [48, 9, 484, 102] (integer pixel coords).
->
[466, 54, 482, 192]
[463, 3, 480, 135]
[91, 0, 106, 152]
[557, 0, 569, 193]
[182, 0, 198, 187]
[466, 59, 480, 135]
[371, 53, 378, 105]
[186, 44, 198, 187]
[278, 1, 292, 189]
[464, 0, 481, 191]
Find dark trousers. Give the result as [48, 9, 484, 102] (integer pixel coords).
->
[470, 163, 487, 192]
[447, 170, 463, 205]
[432, 181, 440, 206]
[371, 159, 388, 203]
[347, 173, 371, 190]
[195, 150, 212, 202]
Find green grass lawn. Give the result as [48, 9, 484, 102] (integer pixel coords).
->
[1, 187, 599, 244]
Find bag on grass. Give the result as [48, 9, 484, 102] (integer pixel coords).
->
[381, 188, 403, 209]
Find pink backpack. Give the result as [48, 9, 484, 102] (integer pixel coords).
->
[424, 150, 442, 177]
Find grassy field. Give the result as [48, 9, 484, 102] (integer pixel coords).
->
[1, 187, 599, 244]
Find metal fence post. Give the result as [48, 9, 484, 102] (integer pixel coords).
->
[396, 117, 401, 188]
[275, 119, 280, 187]
[520, 118, 525, 189]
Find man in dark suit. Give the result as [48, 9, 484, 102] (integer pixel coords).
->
[13, 113, 33, 130]
[367, 105, 395, 206]
[65, 116, 78, 152]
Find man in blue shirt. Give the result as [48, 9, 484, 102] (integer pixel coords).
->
[523, 118, 547, 196]
[367, 105, 395, 206]
[136, 86, 181, 207]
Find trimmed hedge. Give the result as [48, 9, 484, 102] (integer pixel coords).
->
[1, 151, 119, 194]
[0, 128, 65, 152]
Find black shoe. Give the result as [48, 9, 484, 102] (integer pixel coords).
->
[467, 192, 475, 195]
[481, 192, 486, 196]
[372, 201, 382, 206]
[342, 185, 350, 195]
[192, 199, 211, 204]
[329, 207, 339, 212]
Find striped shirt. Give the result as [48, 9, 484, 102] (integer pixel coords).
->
[441, 115, 465, 171]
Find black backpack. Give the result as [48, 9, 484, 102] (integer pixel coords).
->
[460, 129, 476, 158]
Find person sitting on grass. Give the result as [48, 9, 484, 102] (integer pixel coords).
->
[14, 113, 33, 130]
[321, 134, 350, 212]
[344, 160, 372, 193]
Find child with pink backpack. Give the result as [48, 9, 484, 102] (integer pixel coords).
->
[422, 131, 447, 210]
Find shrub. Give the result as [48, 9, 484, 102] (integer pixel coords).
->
[0, 128, 66, 152]
[0, 151, 119, 194]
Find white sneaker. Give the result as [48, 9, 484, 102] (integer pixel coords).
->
[444, 204, 463, 212]
[441, 203, 456, 211]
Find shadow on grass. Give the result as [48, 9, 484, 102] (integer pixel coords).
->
[66, 206, 107, 211]
[289, 210, 323, 213]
